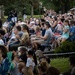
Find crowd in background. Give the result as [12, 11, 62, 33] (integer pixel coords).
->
[0, 8, 75, 75]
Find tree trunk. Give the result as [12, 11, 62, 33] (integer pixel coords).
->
[0, 6, 1, 18]
[0, 5, 4, 19]
[31, 5, 34, 18]
[1, 5, 4, 18]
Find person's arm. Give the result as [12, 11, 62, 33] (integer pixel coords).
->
[63, 26, 69, 33]
[52, 21, 57, 28]
[37, 30, 48, 40]
[70, 28, 74, 36]
[64, 29, 69, 33]
[40, 34, 48, 40]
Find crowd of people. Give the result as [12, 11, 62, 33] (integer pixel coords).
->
[0, 8, 75, 75]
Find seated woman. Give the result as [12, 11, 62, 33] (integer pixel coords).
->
[57, 20, 70, 46]
[55, 18, 63, 35]
[8, 26, 22, 44]
[9, 24, 30, 51]
[51, 17, 58, 32]
[34, 26, 41, 36]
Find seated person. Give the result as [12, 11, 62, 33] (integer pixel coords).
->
[57, 20, 70, 46]
[34, 22, 53, 51]
[41, 23, 46, 36]
[0, 29, 5, 45]
[34, 26, 41, 36]
[69, 20, 75, 41]
[9, 24, 30, 51]
[8, 26, 23, 44]
[55, 19, 63, 35]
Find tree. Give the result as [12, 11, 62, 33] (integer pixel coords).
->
[29, 0, 40, 17]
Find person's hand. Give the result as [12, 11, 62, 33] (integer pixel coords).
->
[16, 35, 20, 39]
[36, 35, 41, 38]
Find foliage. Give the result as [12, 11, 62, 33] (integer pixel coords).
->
[0, 0, 75, 15]
[54, 41, 75, 53]
[51, 58, 70, 73]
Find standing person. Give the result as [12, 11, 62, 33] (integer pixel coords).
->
[12, 10, 18, 23]
[8, 10, 13, 22]
[22, 7, 27, 21]
[14, 10, 18, 22]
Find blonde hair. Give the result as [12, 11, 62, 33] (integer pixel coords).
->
[35, 26, 40, 32]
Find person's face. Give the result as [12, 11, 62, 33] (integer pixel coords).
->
[15, 56, 19, 62]
[14, 28, 18, 34]
[44, 24, 47, 29]
[64, 21, 68, 26]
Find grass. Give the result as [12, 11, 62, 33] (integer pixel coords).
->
[51, 57, 70, 73]
[1, 15, 42, 23]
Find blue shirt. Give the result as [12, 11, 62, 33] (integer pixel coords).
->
[69, 26, 75, 41]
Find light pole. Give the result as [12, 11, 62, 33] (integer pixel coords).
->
[39, 2, 42, 19]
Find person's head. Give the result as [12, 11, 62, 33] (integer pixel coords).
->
[41, 23, 45, 28]
[39, 56, 51, 65]
[17, 46, 27, 56]
[70, 20, 74, 26]
[69, 56, 75, 67]
[27, 50, 33, 57]
[12, 53, 19, 62]
[53, 16, 57, 21]
[35, 26, 40, 33]
[0, 29, 5, 37]
[0, 45, 7, 59]
[21, 24, 29, 33]
[35, 50, 43, 58]
[44, 22, 50, 29]
[46, 66, 60, 75]
[38, 61, 48, 75]
[64, 20, 69, 25]
[14, 26, 21, 34]
[18, 61, 25, 73]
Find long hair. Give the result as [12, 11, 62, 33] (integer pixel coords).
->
[0, 45, 7, 59]
[22, 24, 29, 33]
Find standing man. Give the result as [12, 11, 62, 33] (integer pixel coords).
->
[22, 7, 27, 21]
[12, 9, 18, 23]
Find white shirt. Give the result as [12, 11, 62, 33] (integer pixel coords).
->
[0, 39, 4, 45]
[26, 58, 35, 70]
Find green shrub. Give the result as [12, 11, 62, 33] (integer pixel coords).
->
[51, 58, 70, 73]
[54, 41, 75, 53]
